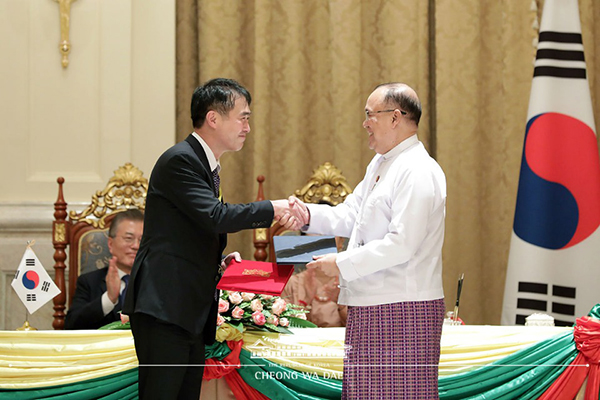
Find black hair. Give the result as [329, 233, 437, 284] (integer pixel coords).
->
[191, 78, 252, 128]
[108, 209, 144, 238]
[375, 82, 422, 126]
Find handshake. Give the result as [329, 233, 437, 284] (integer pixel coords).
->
[271, 196, 309, 230]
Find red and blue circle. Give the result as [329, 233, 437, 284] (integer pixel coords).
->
[514, 112, 600, 249]
[22, 270, 40, 290]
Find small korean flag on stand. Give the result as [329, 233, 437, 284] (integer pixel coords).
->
[11, 243, 61, 314]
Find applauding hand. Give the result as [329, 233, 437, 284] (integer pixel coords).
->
[105, 256, 121, 304]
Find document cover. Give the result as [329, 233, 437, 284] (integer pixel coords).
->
[217, 259, 294, 296]
[273, 235, 337, 265]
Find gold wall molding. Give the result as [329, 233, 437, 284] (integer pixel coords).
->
[53, 0, 77, 68]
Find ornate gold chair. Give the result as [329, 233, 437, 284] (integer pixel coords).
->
[252, 162, 353, 262]
[51, 163, 147, 329]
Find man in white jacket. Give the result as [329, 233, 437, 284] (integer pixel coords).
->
[304, 83, 447, 399]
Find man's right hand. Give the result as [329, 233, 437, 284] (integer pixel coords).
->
[271, 196, 309, 230]
[106, 256, 121, 304]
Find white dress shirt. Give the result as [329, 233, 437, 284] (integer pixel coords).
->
[305, 135, 446, 306]
[192, 132, 220, 173]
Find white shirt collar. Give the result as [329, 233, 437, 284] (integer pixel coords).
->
[381, 134, 419, 161]
[192, 132, 220, 173]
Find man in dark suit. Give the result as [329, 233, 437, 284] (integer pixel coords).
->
[65, 209, 144, 330]
[123, 78, 306, 400]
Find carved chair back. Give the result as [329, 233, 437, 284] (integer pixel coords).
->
[51, 163, 147, 329]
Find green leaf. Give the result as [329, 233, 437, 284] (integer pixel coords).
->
[267, 324, 293, 334]
[288, 317, 317, 328]
[98, 321, 131, 330]
[228, 321, 245, 333]
[246, 325, 271, 332]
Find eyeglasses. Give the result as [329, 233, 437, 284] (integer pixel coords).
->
[364, 109, 407, 120]
[119, 235, 142, 245]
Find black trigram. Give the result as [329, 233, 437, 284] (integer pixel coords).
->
[533, 31, 586, 79]
[14, 270, 20, 280]
[27, 294, 37, 302]
[41, 281, 50, 292]
[516, 281, 576, 327]
[26, 258, 35, 266]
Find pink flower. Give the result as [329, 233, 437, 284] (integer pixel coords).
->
[271, 298, 287, 315]
[279, 317, 289, 327]
[218, 298, 229, 313]
[251, 298, 263, 312]
[252, 311, 266, 326]
[228, 292, 243, 305]
[241, 292, 255, 301]
[231, 306, 244, 319]
[294, 313, 307, 320]
[266, 315, 279, 326]
[120, 313, 130, 324]
[216, 314, 225, 326]
[261, 295, 274, 300]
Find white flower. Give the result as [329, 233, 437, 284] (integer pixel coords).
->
[271, 298, 287, 315]
[241, 292, 256, 301]
[266, 315, 279, 326]
[228, 291, 243, 305]
[251, 298, 263, 312]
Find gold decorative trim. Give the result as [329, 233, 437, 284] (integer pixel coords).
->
[294, 162, 353, 206]
[242, 269, 271, 278]
[69, 163, 148, 227]
[255, 228, 268, 241]
[54, 223, 66, 243]
[53, 0, 78, 68]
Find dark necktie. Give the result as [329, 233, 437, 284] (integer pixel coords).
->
[212, 169, 220, 197]
[119, 275, 130, 308]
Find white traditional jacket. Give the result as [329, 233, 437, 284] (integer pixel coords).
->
[306, 135, 446, 306]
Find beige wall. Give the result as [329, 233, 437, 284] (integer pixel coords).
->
[0, 0, 175, 330]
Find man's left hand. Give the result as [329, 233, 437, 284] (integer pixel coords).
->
[306, 253, 340, 278]
[221, 251, 242, 272]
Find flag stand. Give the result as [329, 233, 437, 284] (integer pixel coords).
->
[16, 310, 37, 331]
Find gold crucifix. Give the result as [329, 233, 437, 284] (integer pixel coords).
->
[53, 0, 78, 68]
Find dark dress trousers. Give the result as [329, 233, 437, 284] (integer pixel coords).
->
[64, 267, 121, 330]
[122, 135, 273, 399]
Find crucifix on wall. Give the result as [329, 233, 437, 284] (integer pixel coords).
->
[53, 0, 77, 68]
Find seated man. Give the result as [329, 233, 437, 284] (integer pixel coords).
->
[65, 209, 144, 329]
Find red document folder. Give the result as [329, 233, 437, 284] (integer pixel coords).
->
[216, 259, 294, 296]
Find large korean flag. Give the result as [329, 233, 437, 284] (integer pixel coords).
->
[11, 247, 61, 314]
[502, 0, 600, 326]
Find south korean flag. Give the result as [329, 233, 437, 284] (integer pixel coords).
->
[11, 246, 61, 314]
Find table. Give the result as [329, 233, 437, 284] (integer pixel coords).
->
[0, 325, 582, 399]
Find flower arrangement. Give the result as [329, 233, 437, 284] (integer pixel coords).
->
[218, 291, 316, 333]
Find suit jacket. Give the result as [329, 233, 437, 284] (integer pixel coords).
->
[123, 135, 273, 343]
[64, 267, 122, 330]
